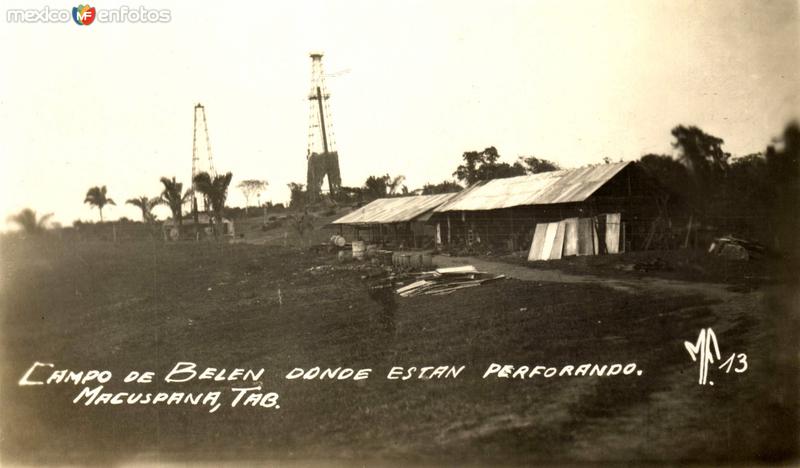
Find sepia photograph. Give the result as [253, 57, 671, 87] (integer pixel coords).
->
[1, 1, 798, 466]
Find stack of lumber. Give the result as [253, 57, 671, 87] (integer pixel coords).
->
[394, 265, 505, 297]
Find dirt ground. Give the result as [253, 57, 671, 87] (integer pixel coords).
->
[232, 211, 347, 247]
[499, 248, 792, 289]
[1, 236, 797, 466]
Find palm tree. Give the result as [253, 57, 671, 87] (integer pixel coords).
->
[84, 186, 115, 222]
[7, 208, 53, 235]
[193, 171, 233, 236]
[388, 175, 406, 195]
[159, 177, 192, 228]
[126, 195, 160, 223]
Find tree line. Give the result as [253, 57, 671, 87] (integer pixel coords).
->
[638, 122, 799, 253]
[9, 121, 798, 253]
[286, 121, 798, 253]
[8, 171, 240, 238]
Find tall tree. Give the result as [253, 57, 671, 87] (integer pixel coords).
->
[672, 125, 730, 177]
[237, 179, 268, 214]
[387, 175, 406, 195]
[159, 177, 192, 229]
[453, 147, 525, 185]
[670, 125, 731, 223]
[364, 174, 391, 198]
[421, 180, 463, 195]
[84, 186, 115, 222]
[723, 153, 768, 237]
[765, 120, 800, 189]
[193, 171, 233, 236]
[361, 174, 406, 198]
[764, 121, 800, 253]
[126, 196, 160, 223]
[7, 208, 53, 235]
[287, 182, 306, 210]
[517, 156, 561, 174]
[638, 153, 690, 196]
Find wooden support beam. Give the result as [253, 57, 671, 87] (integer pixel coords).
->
[447, 214, 451, 245]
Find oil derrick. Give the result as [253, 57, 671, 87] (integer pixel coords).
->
[306, 53, 341, 201]
[191, 103, 215, 219]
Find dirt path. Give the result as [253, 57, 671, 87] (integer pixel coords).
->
[433, 254, 739, 301]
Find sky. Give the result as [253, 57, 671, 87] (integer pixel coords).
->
[0, 0, 798, 226]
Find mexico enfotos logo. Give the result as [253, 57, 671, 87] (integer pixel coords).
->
[6, 4, 171, 24]
[72, 5, 96, 25]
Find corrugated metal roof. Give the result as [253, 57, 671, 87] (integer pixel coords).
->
[332, 193, 458, 225]
[434, 161, 632, 212]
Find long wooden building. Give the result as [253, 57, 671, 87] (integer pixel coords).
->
[428, 161, 671, 255]
[330, 193, 457, 248]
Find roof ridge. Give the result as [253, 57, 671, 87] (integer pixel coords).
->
[433, 161, 633, 212]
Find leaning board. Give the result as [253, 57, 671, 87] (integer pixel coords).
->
[540, 222, 559, 261]
[605, 213, 621, 254]
[527, 223, 549, 261]
[563, 218, 579, 256]
[548, 221, 565, 260]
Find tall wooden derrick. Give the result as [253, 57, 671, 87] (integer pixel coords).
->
[306, 53, 341, 200]
[191, 103, 215, 218]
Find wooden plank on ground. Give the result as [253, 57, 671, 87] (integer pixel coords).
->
[397, 280, 430, 294]
[436, 265, 478, 274]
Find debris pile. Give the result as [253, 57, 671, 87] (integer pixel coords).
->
[392, 265, 505, 297]
[306, 263, 388, 276]
[708, 236, 765, 261]
[634, 257, 671, 272]
[614, 257, 671, 272]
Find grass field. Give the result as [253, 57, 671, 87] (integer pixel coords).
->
[1, 236, 797, 465]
